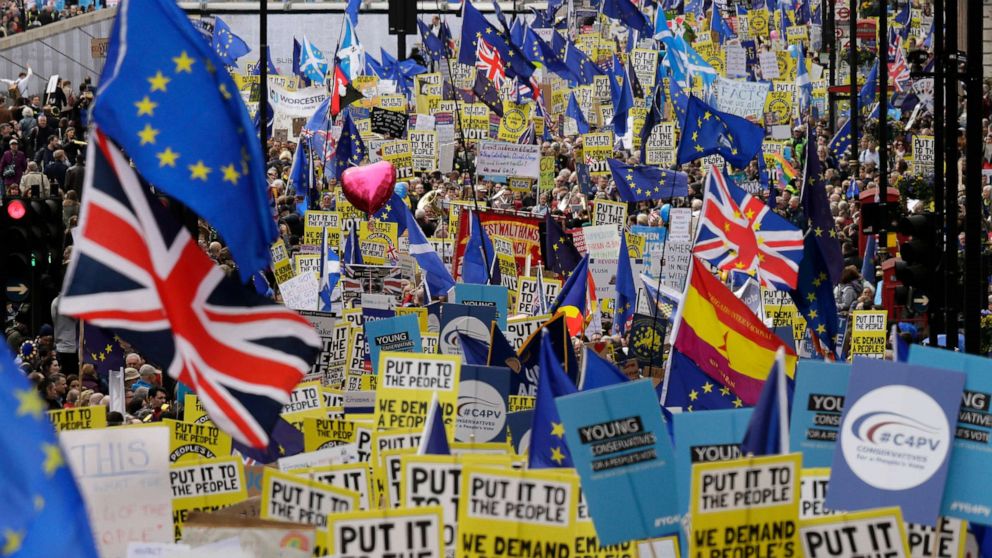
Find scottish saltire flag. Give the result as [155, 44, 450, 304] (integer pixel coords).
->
[607, 159, 689, 201]
[740, 348, 792, 455]
[462, 210, 501, 285]
[334, 111, 366, 179]
[319, 232, 340, 313]
[676, 95, 765, 169]
[345, 0, 361, 24]
[662, 43, 689, 87]
[654, 6, 674, 42]
[663, 348, 738, 410]
[337, 17, 364, 80]
[694, 166, 804, 290]
[529, 331, 578, 468]
[579, 348, 629, 390]
[61, 130, 321, 448]
[789, 234, 839, 356]
[671, 35, 718, 87]
[566, 92, 590, 134]
[292, 39, 313, 87]
[612, 234, 636, 336]
[417, 393, 451, 455]
[0, 345, 99, 558]
[211, 16, 250, 66]
[93, 0, 275, 279]
[405, 207, 456, 299]
[828, 118, 853, 159]
[794, 44, 812, 114]
[299, 34, 329, 83]
[802, 127, 843, 283]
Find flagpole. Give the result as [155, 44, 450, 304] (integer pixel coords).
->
[259, 0, 268, 155]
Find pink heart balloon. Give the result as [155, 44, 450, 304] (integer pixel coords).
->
[340, 161, 397, 215]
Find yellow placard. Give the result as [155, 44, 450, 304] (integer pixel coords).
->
[374, 352, 461, 432]
[499, 101, 533, 142]
[261, 468, 361, 555]
[359, 219, 399, 266]
[799, 468, 836, 520]
[372, 427, 424, 469]
[690, 453, 801, 558]
[326, 506, 445, 558]
[590, 199, 627, 228]
[395, 306, 429, 333]
[382, 140, 414, 181]
[183, 394, 210, 425]
[271, 239, 294, 285]
[302, 417, 359, 452]
[170, 456, 247, 540]
[457, 465, 579, 558]
[284, 380, 326, 415]
[378, 94, 407, 113]
[165, 418, 233, 463]
[379, 447, 417, 509]
[294, 463, 373, 510]
[798, 507, 910, 557]
[850, 310, 888, 359]
[48, 406, 107, 431]
[582, 132, 614, 177]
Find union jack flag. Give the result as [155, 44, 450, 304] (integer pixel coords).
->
[476, 37, 507, 89]
[693, 166, 804, 290]
[60, 129, 321, 448]
[888, 41, 912, 93]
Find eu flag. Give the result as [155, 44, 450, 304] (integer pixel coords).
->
[579, 348, 630, 390]
[640, 83, 664, 162]
[612, 233, 636, 336]
[93, 0, 275, 279]
[372, 193, 409, 236]
[600, 0, 652, 34]
[663, 348, 740, 411]
[211, 16, 250, 67]
[459, 0, 535, 81]
[789, 234, 840, 356]
[607, 158, 689, 202]
[551, 31, 602, 85]
[566, 91, 590, 135]
[0, 345, 99, 558]
[334, 111, 366, 179]
[801, 127, 843, 284]
[80, 322, 126, 378]
[417, 19, 445, 62]
[828, 118, 853, 160]
[668, 77, 689, 125]
[472, 70, 504, 117]
[609, 55, 634, 136]
[528, 331, 578, 468]
[543, 213, 581, 275]
[676, 94, 764, 169]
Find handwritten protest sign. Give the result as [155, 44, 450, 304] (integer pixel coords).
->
[326, 507, 445, 558]
[850, 310, 887, 359]
[374, 352, 461, 431]
[61, 425, 173, 558]
[714, 77, 770, 120]
[457, 466, 579, 558]
[476, 141, 541, 178]
[690, 453, 801, 558]
[370, 106, 409, 138]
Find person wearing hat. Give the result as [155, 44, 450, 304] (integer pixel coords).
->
[1, 136, 27, 189]
[132, 364, 159, 391]
[124, 367, 141, 389]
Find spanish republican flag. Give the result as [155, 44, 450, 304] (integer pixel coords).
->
[672, 257, 797, 406]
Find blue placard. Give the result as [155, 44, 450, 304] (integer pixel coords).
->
[556, 380, 681, 544]
[507, 410, 534, 455]
[456, 365, 511, 443]
[826, 358, 965, 526]
[908, 345, 992, 524]
[365, 315, 421, 374]
[453, 284, 510, 330]
[630, 224, 667, 246]
[438, 303, 497, 356]
[788, 361, 851, 467]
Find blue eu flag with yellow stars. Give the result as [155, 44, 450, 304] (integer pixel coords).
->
[664, 348, 740, 411]
[529, 330, 577, 469]
[211, 16, 250, 67]
[0, 344, 99, 558]
[93, 0, 276, 280]
[334, 111, 367, 180]
[612, 233, 636, 336]
[676, 94, 764, 169]
[607, 158, 689, 202]
[789, 234, 839, 357]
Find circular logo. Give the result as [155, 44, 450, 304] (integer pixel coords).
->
[439, 315, 490, 355]
[768, 98, 791, 123]
[840, 385, 950, 490]
[503, 108, 527, 134]
[455, 380, 508, 443]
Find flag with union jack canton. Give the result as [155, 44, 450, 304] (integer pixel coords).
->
[476, 37, 508, 89]
[693, 166, 805, 290]
[60, 130, 321, 448]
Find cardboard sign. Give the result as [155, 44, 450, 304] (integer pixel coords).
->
[49, 406, 107, 431]
[690, 453, 802, 558]
[556, 380, 682, 544]
[827, 359, 965, 525]
[374, 352, 461, 431]
[799, 508, 910, 558]
[326, 507, 445, 558]
[789, 361, 851, 467]
[164, 419, 233, 463]
[850, 310, 887, 359]
[410, 129, 439, 171]
[170, 456, 247, 539]
[457, 466, 579, 558]
[298, 313, 349, 388]
[61, 425, 173, 557]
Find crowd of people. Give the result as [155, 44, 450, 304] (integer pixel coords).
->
[0, 1, 96, 38]
[5, 5, 992, 420]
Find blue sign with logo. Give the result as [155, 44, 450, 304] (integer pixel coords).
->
[454, 284, 510, 330]
[365, 315, 422, 374]
[438, 303, 497, 357]
[556, 380, 681, 544]
[826, 358, 965, 526]
[456, 365, 510, 443]
[789, 361, 851, 467]
[672, 408, 753, 517]
[908, 345, 992, 524]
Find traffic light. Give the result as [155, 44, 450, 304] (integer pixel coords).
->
[2, 196, 65, 331]
[893, 213, 940, 313]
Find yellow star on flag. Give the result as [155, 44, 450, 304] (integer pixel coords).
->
[733, 397, 743, 408]
[137, 124, 159, 146]
[689, 389, 699, 401]
[42, 443, 64, 477]
[15, 389, 44, 419]
[134, 96, 158, 116]
[551, 422, 565, 438]
[720, 387, 731, 396]
[172, 50, 195, 73]
[188, 161, 212, 181]
[157, 148, 179, 167]
[816, 324, 827, 334]
[2, 529, 24, 557]
[550, 446, 566, 464]
[148, 71, 171, 92]
[702, 382, 714, 393]
[221, 164, 241, 185]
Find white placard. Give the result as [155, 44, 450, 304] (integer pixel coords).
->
[475, 141, 542, 178]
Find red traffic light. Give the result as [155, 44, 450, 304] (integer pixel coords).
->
[6, 199, 26, 220]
